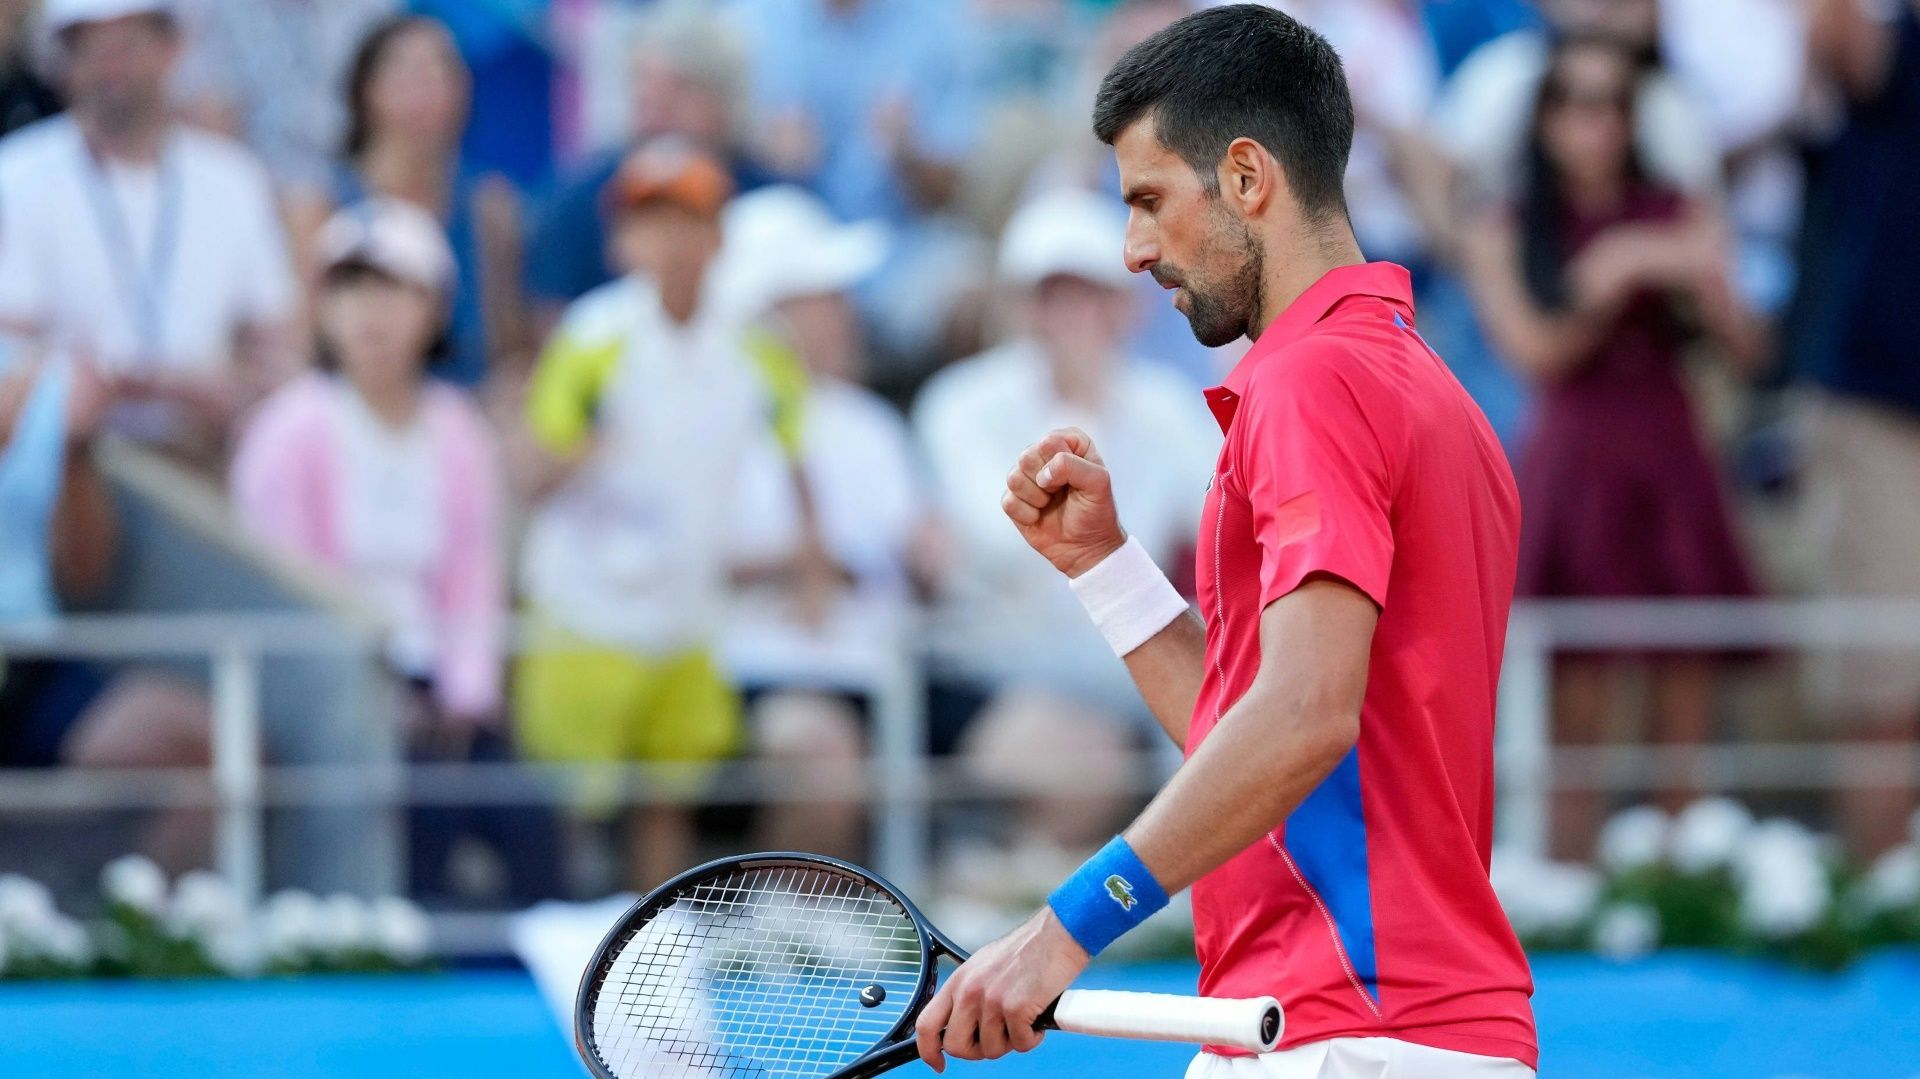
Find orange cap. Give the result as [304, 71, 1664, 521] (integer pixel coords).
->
[605, 143, 734, 218]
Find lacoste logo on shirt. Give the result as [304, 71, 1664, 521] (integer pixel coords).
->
[1105, 874, 1137, 910]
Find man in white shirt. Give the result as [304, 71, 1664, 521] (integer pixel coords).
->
[515, 145, 810, 890]
[714, 184, 925, 860]
[0, 0, 298, 461]
[912, 187, 1219, 873]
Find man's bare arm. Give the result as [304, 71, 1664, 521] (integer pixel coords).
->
[911, 575, 1375, 1073]
[1117, 609, 1206, 750]
[1125, 576, 1375, 891]
[1004, 426, 1209, 749]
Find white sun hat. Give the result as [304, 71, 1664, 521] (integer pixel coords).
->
[43, 0, 174, 36]
[315, 198, 457, 295]
[716, 185, 888, 318]
[998, 186, 1134, 291]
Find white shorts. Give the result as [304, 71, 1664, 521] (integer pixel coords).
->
[1186, 1038, 1535, 1079]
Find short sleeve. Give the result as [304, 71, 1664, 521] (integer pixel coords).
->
[526, 322, 621, 455]
[740, 328, 809, 460]
[1234, 359, 1395, 610]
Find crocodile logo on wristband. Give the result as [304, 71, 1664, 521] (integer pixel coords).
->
[1105, 874, 1137, 910]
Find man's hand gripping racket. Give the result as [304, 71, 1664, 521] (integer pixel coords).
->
[574, 854, 1284, 1078]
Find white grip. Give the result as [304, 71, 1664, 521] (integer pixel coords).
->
[1049, 990, 1284, 1053]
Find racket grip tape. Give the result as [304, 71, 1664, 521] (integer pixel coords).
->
[1039, 990, 1284, 1053]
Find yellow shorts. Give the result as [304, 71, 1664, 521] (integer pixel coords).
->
[514, 620, 742, 767]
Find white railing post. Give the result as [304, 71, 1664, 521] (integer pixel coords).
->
[1498, 606, 1553, 859]
[210, 643, 265, 908]
[869, 650, 929, 897]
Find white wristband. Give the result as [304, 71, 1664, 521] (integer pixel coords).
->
[1068, 535, 1190, 657]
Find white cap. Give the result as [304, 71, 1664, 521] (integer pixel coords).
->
[716, 185, 887, 316]
[315, 198, 456, 295]
[998, 187, 1133, 291]
[43, 0, 174, 35]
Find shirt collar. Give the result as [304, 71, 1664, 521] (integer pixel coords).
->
[1203, 261, 1414, 432]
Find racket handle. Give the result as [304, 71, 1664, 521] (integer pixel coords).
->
[1042, 990, 1284, 1053]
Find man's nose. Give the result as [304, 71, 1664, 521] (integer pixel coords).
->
[1123, 221, 1158, 277]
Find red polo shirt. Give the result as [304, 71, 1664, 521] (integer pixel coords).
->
[1188, 263, 1536, 1067]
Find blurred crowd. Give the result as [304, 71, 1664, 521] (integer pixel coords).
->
[0, 0, 1915, 901]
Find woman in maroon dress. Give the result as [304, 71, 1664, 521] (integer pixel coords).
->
[1462, 36, 1765, 859]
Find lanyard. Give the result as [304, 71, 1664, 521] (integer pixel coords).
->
[78, 135, 182, 366]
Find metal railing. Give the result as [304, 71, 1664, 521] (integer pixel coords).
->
[1496, 598, 1920, 856]
[4, 598, 1919, 940]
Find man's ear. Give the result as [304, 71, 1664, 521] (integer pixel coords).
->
[1218, 137, 1282, 217]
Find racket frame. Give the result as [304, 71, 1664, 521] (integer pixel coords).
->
[573, 851, 960, 1079]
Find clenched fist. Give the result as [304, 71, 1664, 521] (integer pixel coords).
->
[1002, 427, 1127, 579]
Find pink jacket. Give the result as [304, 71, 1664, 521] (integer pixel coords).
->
[230, 373, 505, 720]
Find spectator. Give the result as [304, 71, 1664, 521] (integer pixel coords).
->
[1032, 0, 1242, 391]
[170, 0, 394, 195]
[230, 199, 558, 903]
[739, 0, 989, 377]
[912, 187, 1218, 871]
[408, 0, 555, 191]
[170, 0, 392, 192]
[1790, 0, 1920, 859]
[0, 349, 211, 870]
[513, 146, 806, 890]
[1459, 36, 1764, 860]
[714, 185, 926, 861]
[303, 14, 528, 389]
[0, 0, 297, 466]
[1431, 0, 1721, 208]
[527, 6, 773, 332]
[0, 0, 61, 136]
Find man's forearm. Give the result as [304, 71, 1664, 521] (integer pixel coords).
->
[1123, 678, 1356, 893]
[1120, 610, 1207, 749]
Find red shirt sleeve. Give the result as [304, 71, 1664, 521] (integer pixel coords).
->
[1232, 354, 1396, 610]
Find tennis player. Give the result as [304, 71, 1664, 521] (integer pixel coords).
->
[915, 6, 1537, 1077]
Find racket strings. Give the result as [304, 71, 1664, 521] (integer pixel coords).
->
[586, 864, 927, 1078]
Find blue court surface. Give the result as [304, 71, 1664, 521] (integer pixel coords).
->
[1, 954, 1916, 1078]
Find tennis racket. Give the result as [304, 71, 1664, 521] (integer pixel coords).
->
[575, 851, 1284, 1079]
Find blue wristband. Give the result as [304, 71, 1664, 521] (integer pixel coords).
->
[1047, 836, 1169, 957]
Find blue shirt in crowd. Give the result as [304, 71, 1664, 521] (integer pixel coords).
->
[1788, 5, 1920, 418]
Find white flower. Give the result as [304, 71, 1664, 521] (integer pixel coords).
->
[101, 855, 168, 916]
[1669, 797, 1753, 875]
[262, 890, 323, 960]
[369, 897, 431, 964]
[0, 874, 57, 931]
[204, 925, 263, 976]
[1861, 844, 1920, 914]
[1734, 819, 1830, 938]
[39, 913, 92, 967]
[316, 893, 371, 954]
[1597, 805, 1671, 874]
[1490, 849, 1600, 936]
[1591, 902, 1659, 961]
[167, 870, 245, 940]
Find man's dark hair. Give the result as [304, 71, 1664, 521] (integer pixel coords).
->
[1093, 4, 1354, 221]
